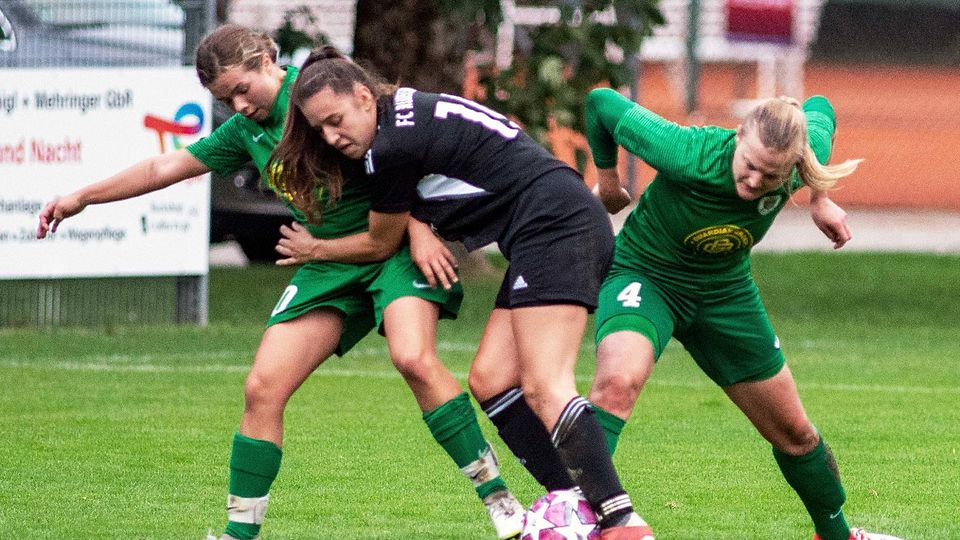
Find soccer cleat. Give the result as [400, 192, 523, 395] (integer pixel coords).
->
[813, 528, 903, 540]
[599, 512, 655, 539]
[483, 489, 525, 539]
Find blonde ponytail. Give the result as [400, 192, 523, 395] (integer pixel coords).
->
[796, 143, 863, 192]
[744, 96, 862, 193]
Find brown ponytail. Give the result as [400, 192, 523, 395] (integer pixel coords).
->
[268, 46, 396, 222]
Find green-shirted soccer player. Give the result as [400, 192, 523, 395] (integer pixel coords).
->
[582, 88, 902, 540]
[36, 24, 524, 540]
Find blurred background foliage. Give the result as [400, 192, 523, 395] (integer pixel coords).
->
[353, 0, 665, 147]
[464, 0, 663, 143]
[272, 5, 330, 63]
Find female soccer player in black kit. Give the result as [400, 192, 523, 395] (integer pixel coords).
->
[268, 47, 653, 539]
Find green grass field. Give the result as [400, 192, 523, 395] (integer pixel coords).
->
[2, 252, 958, 539]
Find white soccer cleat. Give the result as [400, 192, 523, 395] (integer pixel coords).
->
[814, 528, 903, 540]
[484, 489, 525, 539]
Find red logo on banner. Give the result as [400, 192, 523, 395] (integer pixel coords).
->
[727, 0, 793, 44]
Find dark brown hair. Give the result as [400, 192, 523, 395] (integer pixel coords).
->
[268, 46, 396, 222]
[195, 24, 278, 87]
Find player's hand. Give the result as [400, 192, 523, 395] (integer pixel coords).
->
[810, 195, 851, 249]
[275, 222, 320, 266]
[593, 168, 632, 214]
[36, 194, 85, 239]
[409, 224, 459, 290]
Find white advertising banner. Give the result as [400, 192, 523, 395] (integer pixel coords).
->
[0, 67, 211, 279]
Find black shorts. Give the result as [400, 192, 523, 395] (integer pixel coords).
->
[494, 169, 614, 311]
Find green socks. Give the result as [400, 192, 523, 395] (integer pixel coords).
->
[424, 392, 508, 500]
[592, 405, 627, 455]
[594, 405, 851, 540]
[224, 433, 282, 540]
[774, 438, 850, 540]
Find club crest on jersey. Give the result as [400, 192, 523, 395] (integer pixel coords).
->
[684, 225, 755, 256]
[757, 194, 782, 216]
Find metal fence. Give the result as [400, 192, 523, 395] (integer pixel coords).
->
[0, 276, 206, 326]
[0, 0, 214, 327]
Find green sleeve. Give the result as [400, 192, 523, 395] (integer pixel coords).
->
[585, 88, 635, 168]
[603, 96, 715, 179]
[186, 115, 253, 175]
[803, 95, 836, 165]
[584, 88, 716, 176]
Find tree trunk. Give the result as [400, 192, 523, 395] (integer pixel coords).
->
[353, 0, 469, 93]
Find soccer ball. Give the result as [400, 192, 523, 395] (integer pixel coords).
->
[521, 489, 600, 540]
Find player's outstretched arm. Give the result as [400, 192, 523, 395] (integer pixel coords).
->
[36, 149, 209, 238]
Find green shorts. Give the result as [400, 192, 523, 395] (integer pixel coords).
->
[267, 245, 463, 356]
[594, 269, 784, 387]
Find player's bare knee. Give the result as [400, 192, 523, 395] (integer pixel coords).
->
[467, 358, 498, 400]
[466, 367, 485, 400]
[591, 371, 642, 414]
[390, 349, 435, 381]
[243, 372, 284, 410]
[518, 379, 563, 417]
[775, 422, 820, 455]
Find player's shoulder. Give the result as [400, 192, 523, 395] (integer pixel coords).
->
[402, 88, 498, 118]
[408, 88, 442, 106]
[192, 111, 246, 154]
[211, 111, 257, 140]
[702, 125, 736, 141]
[375, 89, 434, 151]
[378, 88, 425, 129]
[670, 124, 734, 157]
[399, 88, 446, 127]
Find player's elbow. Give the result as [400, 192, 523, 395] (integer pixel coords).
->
[586, 87, 629, 138]
[149, 154, 186, 187]
[586, 87, 620, 109]
[366, 235, 403, 261]
[364, 211, 410, 261]
[368, 245, 395, 262]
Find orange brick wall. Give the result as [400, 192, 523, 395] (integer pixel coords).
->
[623, 62, 960, 210]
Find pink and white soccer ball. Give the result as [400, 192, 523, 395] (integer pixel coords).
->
[521, 489, 600, 540]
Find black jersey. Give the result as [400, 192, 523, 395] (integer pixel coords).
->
[366, 89, 572, 251]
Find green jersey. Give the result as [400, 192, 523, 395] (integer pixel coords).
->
[587, 89, 836, 283]
[185, 67, 464, 349]
[187, 66, 372, 239]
